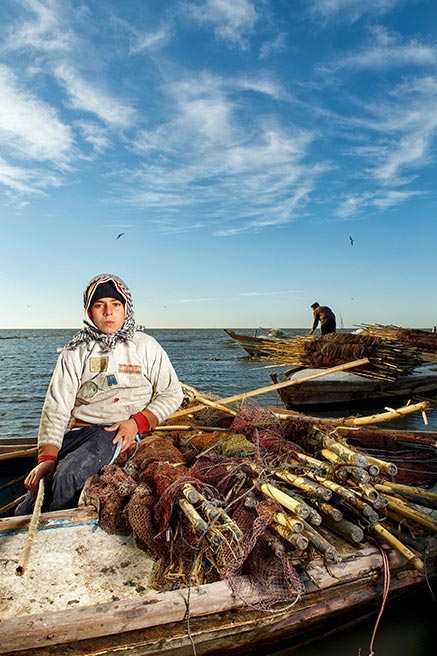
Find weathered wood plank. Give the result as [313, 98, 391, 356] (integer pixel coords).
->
[0, 506, 98, 534]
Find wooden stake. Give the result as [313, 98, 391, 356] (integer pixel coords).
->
[16, 478, 45, 576]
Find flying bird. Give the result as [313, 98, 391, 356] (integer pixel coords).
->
[116, 232, 125, 240]
[349, 235, 354, 246]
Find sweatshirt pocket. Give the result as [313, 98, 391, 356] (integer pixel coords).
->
[76, 372, 120, 403]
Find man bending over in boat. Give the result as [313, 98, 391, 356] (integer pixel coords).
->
[16, 274, 183, 515]
[308, 302, 336, 336]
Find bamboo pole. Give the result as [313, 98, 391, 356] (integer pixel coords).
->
[0, 447, 37, 462]
[316, 433, 368, 468]
[360, 454, 398, 478]
[181, 383, 237, 416]
[0, 474, 27, 492]
[273, 470, 332, 501]
[258, 482, 311, 519]
[381, 494, 437, 532]
[300, 519, 340, 562]
[305, 472, 358, 502]
[0, 494, 26, 515]
[272, 522, 309, 550]
[16, 478, 45, 576]
[315, 501, 343, 522]
[322, 516, 364, 544]
[274, 512, 304, 533]
[372, 522, 424, 572]
[178, 497, 208, 534]
[274, 400, 428, 426]
[171, 358, 370, 419]
[349, 401, 429, 426]
[376, 481, 437, 503]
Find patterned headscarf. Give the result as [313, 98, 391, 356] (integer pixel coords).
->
[63, 273, 145, 351]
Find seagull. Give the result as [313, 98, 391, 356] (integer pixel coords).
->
[116, 232, 125, 240]
[349, 235, 354, 246]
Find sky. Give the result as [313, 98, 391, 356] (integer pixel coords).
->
[0, 0, 436, 330]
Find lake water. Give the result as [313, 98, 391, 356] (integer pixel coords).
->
[0, 328, 436, 654]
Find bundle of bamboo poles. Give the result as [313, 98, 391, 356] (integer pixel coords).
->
[359, 324, 437, 355]
[258, 333, 424, 381]
[244, 427, 437, 572]
[162, 415, 437, 576]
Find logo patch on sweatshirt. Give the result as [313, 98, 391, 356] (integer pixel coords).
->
[89, 357, 109, 373]
[119, 364, 142, 375]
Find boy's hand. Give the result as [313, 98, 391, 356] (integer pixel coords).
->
[105, 418, 138, 453]
[24, 461, 56, 493]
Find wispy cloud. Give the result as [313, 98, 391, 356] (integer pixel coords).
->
[355, 76, 437, 185]
[324, 26, 436, 72]
[5, 0, 74, 52]
[0, 156, 63, 196]
[336, 188, 422, 218]
[232, 76, 287, 101]
[309, 0, 399, 23]
[178, 296, 221, 303]
[259, 32, 287, 60]
[130, 25, 172, 53]
[120, 70, 320, 236]
[239, 290, 303, 297]
[182, 0, 258, 49]
[54, 64, 136, 128]
[75, 121, 111, 154]
[0, 65, 73, 164]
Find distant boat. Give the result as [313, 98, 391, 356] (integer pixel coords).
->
[224, 328, 291, 357]
[270, 363, 437, 410]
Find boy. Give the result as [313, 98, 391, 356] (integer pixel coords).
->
[16, 273, 183, 514]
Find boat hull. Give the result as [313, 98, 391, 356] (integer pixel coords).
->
[1, 506, 434, 656]
[224, 329, 282, 357]
[271, 363, 437, 409]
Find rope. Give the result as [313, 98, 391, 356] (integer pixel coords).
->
[359, 539, 391, 656]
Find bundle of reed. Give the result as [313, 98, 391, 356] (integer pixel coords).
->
[359, 324, 437, 354]
[259, 333, 423, 380]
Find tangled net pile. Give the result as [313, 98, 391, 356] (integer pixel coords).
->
[84, 400, 437, 606]
[259, 333, 424, 380]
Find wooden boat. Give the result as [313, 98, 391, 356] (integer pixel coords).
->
[224, 328, 291, 357]
[270, 362, 437, 410]
[2, 417, 437, 655]
[1, 504, 435, 656]
[0, 437, 36, 513]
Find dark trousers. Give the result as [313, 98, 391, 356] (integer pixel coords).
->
[321, 319, 336, 335]
[15, 425, 118, 515]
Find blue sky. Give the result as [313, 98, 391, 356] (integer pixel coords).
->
[0, 0, 436, 329]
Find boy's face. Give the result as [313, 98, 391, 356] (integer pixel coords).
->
[90, 297, 125, 334]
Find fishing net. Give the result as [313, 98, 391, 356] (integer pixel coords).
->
[84, 464, 137, 535]
[85, 402, 305, 605]
[84, 399, 436, 608]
